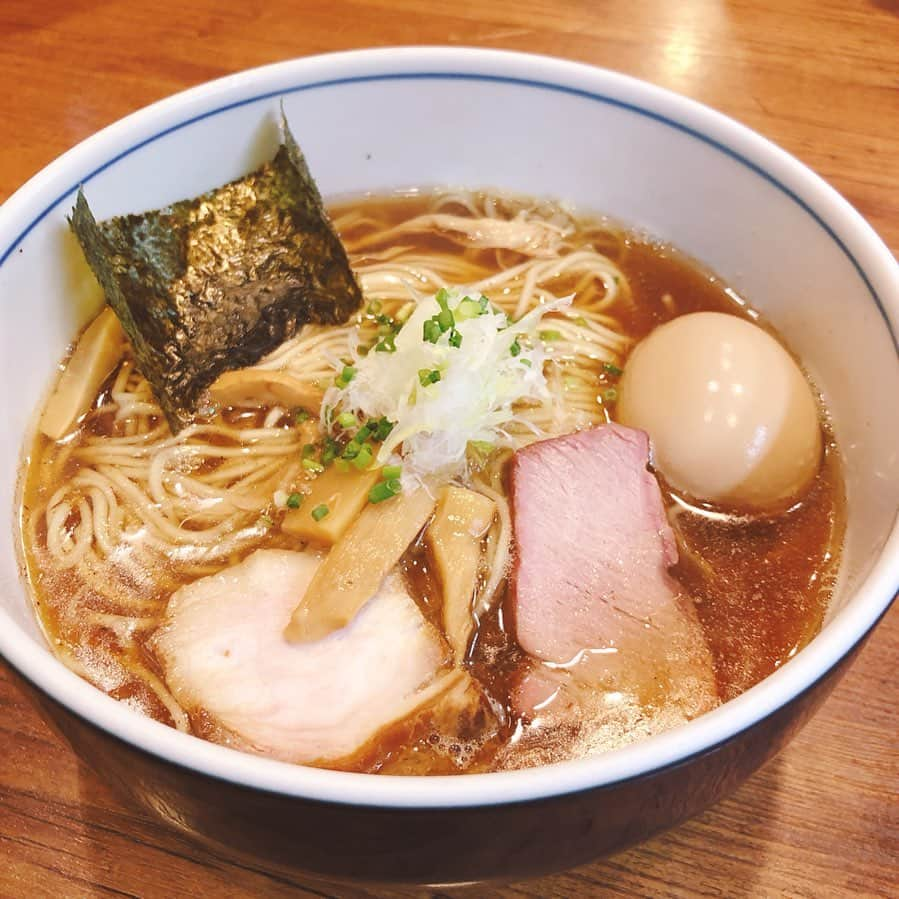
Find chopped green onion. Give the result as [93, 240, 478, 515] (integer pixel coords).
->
[382, 464, 402, 479]
[302, 443, 316, 459]
[509, 337, 521, 357]
[294, 409, 310, 424]
[356, 423, 373, 442]
[350, 455, 371, 472]
[351, 453, 373, 472]
[455, 297, 483, 321]
[286, 492, 303, 510]
[423, 319, 442, 344]
[479, 295, 490, 312]
[311, 504, 330, 521]
[395, 303, 414, 324]
[321, 438, 340, 466]
[603, 387, 619, 402]
[425, 289, 456, 339]
[259, 513, 274, 527]
[367, 299, 382, 314]
[448, 329, 462, 348]
[337, 411, 358, 429]
[418, 368, 441, 386]
[335, 365, 356, 388]
[351, 442, 374, 470]
[369, 479, 401, 504]
[343, 439, 361, 460]
[375, 332, 397, 353]
[302, 458, 325, 473]
[520, 358, 533, 368]
[437, 307, 454, 331]
[539, 329, 563, 342]
[602, 362, 624, 377]
[372, 417, 394, 441]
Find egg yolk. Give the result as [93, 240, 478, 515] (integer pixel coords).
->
[617, 311, 822, 509]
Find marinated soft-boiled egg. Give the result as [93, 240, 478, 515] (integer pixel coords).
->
[617, 312, 822, 509]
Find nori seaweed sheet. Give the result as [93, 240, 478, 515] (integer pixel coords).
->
[70, 119, 363, 431]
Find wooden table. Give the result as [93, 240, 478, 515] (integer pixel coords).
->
[1, 2, 896, 896]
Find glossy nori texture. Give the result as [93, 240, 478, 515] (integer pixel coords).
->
[70, 120, 362, 431]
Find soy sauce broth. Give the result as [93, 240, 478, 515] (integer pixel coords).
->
[18, 191, 844, 773]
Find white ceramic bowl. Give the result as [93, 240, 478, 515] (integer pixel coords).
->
[1, 48, 897, 884]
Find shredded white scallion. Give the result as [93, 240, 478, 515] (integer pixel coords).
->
[321, 289, 571, 485]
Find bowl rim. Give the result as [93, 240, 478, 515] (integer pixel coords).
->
[1, 46, 897, 809]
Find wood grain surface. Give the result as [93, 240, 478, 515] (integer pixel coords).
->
[1, 1, 897, 896]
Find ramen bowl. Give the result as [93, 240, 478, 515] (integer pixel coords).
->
[0, 48, 897, 885]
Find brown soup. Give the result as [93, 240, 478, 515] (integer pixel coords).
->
[18, 191, 844, 774]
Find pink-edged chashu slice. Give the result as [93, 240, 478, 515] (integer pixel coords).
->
[508, 423, 718, 751]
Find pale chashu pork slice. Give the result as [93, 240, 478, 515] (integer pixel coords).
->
[509, 423, 718, 746]
[151, 549, 450, 764]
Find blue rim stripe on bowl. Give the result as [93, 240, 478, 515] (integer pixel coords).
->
[0, 71, 896, 352]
